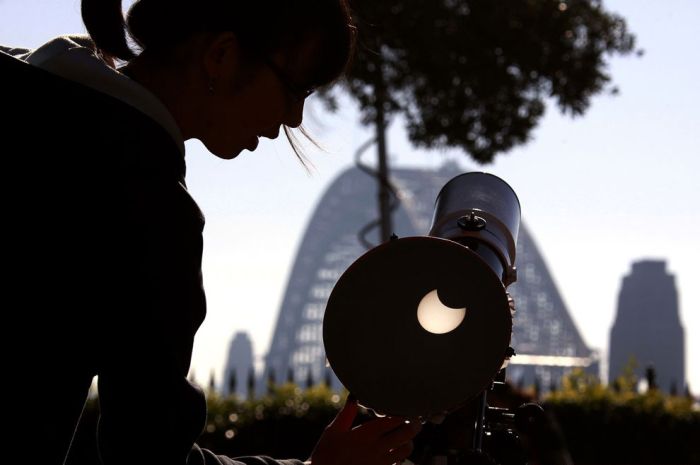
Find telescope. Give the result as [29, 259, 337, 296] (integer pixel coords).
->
[323, 172, 541, 464]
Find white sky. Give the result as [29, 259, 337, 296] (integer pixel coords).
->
[2, 0, 697, 392]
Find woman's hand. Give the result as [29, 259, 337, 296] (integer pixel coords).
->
[308, 397, 422, 465]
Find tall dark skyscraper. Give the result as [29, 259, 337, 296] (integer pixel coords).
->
[609, 260, 685, 392]
[264, 163, 595, 391]
[223, 331, 254, 398]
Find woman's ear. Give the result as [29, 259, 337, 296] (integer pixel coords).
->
[202, 31, 241, 84]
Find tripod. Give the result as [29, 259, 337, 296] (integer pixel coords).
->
[409, 364, 545, 465]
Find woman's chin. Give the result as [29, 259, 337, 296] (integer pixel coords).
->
[215, 150, 242, 160]
[201, 139, 244, 160]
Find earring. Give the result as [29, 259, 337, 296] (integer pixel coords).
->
[208, 80, 215, 94]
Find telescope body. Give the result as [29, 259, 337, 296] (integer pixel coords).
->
[323, 172, 521, 418]
[430, 172, 520, 286]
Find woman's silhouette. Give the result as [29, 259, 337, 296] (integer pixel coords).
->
[1, 1, 420, 464]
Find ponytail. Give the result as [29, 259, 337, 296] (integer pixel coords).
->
[81, 0, 354, 85]
[81, 0, 135, 61]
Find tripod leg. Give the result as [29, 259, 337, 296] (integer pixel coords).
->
[472, 391, 488, 452]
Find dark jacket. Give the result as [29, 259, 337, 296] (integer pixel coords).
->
[1, 43, 302, 465]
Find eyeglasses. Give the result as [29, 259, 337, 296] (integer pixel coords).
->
[263, 58, 316, 103]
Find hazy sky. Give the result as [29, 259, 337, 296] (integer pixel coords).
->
[2, 0, 698, 392]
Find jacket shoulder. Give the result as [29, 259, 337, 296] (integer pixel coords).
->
[0, 51, 184, 181]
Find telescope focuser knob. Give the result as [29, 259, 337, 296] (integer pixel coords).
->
[457, 212, 486, 231]
[514, 403, 545, 434]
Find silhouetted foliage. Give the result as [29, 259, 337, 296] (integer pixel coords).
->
[545, 369, 700, 465]
[328, 0, 638, 163]
[196, 384, 351, 461]
[63, 377, 698, 465]
[645, 364, 657, 391]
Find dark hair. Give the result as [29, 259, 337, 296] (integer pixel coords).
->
[81, 0, 356, 162]
[82, 0, 354, 78]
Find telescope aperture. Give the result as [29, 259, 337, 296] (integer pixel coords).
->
[323, 235, 512, 418]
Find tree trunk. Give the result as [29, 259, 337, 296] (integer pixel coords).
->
[373, 62, 393, 242]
